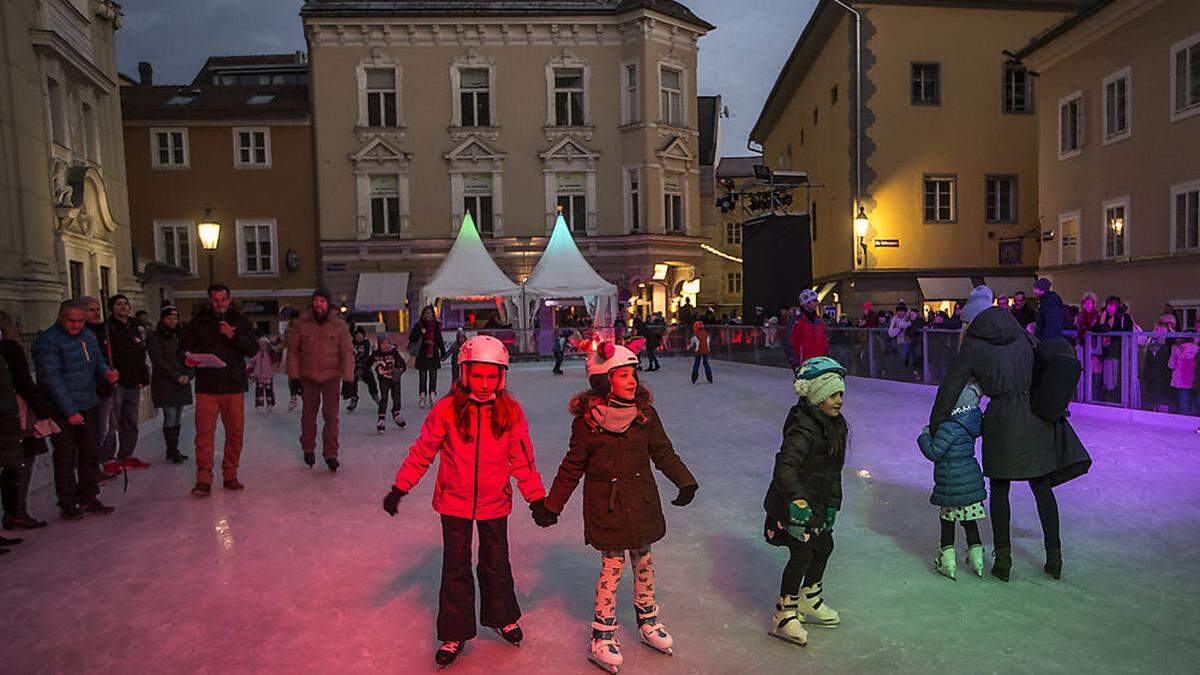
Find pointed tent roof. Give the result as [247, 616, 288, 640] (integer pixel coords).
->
[421, 213, 521, 302]
[523, 214, 617, 299]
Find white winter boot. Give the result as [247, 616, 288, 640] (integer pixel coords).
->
[769, 595, 808, 647]
[797, 582, 840, 627]
[589, 617, 623, 673]
[936, 546, 957, 580]
[634, 604, 674, 655]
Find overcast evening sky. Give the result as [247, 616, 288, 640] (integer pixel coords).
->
[116, 0, 816, 158]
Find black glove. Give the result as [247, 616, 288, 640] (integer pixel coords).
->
[671, 484, 698, 507]
[382, 486, 406, 516]
[341, 381, 356, 400]
[530, 499, 558, 528]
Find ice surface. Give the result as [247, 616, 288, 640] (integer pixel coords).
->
[3, 358, 1198, 673]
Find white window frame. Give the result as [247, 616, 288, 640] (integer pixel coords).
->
[658, 63, 685, 127]
[726, 222, 742, 245]
[1057, 91, 1084, 160]
[556, 177, 588, 236]
[358, 63, 402, 128]
[1170, 179, 1200, 253]
[451, 52, 496, 129]
[458, 68, 492, 127]
[620, 59, 640, 126]
[911, 62, 941, 106]
[985, 174, 1018, 224]
[1170, 31, 1200, 122]
[726, 271, 743, 294]
[923, 174, 957, 224]
[232, 127, 272, 168]
[1102, 66, 1132, 145]
[150, 127, 189, 169]
[368, 174, 403, 237]
[663, 173, 685, 233]
[1102, 196, 1130, 260]
[1002, 62, 1033, 114]
[235, 218, 279, 277]
[461, 173, 496, 237]
[153, 220, 198, 276]
[623, 166, 642, 234]
[552, 67, 587, 127]
[1057, 210, 1081, 265]
[543, 52, 589, 129]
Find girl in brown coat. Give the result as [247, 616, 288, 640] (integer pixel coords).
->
[537, 342, 698, 673]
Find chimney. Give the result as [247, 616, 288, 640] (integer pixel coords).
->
[137, 61, 153, 85]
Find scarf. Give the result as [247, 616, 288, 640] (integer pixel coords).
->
[590, 395, 639, 433]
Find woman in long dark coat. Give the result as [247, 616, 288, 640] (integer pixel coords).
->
[146, 305, 193, 463]
[929, 300, 1090, 582]
[0, 310, 53, 530]
[408, 305, 446, 407]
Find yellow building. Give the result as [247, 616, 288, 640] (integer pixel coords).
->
[751, 0, 1088, 314]
[1014, 0, 1200, 328]
[300, 0, 714, 326]
[0, 0, 141, 331]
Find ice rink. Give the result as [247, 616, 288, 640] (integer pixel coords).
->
[4, 357, 1198, 673]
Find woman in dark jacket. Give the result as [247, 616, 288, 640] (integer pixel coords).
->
[763, 356, 847, 648]
[0, 311, 52, 530]
[146, 305, 193, 463]
[540, 343, 696, 671]
[409, 305, 446, 407]
[930, 291, 1090, 582]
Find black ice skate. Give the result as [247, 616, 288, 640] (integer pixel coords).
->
[435, 640, 464, 667]
[492, 622, 523, 646]
[346, 397, 358, 413]
[377, 417, 387, 434]
[393, 412, 407, 429]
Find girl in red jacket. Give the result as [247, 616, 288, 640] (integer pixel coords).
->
[381, 335, 547, 668]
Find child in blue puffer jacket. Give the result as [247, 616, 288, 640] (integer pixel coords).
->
[918, 380, 987, 579]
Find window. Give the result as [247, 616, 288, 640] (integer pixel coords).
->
[47, 77, 67, 146]
[1103, 67, 1131, 143]
[1103, 198, 1129, 259]
[911, 63, 940, 106]
[81, 102, 99, 163]
[725, 222, 742, 245]
[68, 260, 84, 299]
[660, 67, 683, 126]
[1058, 92, 1084, 159]
[463, 174, 495, 237]
[556, 173, 587, 235]
[831, 85, 838, 106]
[1171, 32, 1200, 120]
[1059, 212, 1080, 265]
[627, 169, 640, 233]
[664, 173, 684, 233]
[985, 175, 1017, 224]
[246, 94, 276, 105]
[1003, 63, 1032, 114]
[234, 128, 271, 167]
[237, 219, 277, 275]
[554, 68, 585, 126]
[365, 68, 397, 127]
[154, 220, 196, 274]
[151, 128, 188, 168]
[459, 68, 490, 127]
[1172, 180, 1200, 251]
[923, 175, 956, 223]
[624, 63, 639, 125]
[726, 272, 743, 294]
[370, 175, 401, 236]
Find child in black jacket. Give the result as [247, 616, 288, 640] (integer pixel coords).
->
[371, 337, 407, 433]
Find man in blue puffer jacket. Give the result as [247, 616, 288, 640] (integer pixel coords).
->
[32, 299, 119, 520]
[918, 381, 986, 580]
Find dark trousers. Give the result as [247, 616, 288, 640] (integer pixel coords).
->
[647, 345, 660, 370]
[50, 406, 102, 508]
[419, 367, 439, 395]
[255, 381, 276, 408]
[990, 476, 1061, 550]
[780, 530, 834, 596]
[552, 351, 564, 374]
[438, 515, 521, 642]
[377, 379, 402, 417]
[691, 354, 712, 381]
[0, 456, 34, 517]
[299, 379, 341, 458]
[99, 386, 141, 462]
[939, 518, 982, 547]
[353, 369, 378, 402]
[288, 379, 303, 397]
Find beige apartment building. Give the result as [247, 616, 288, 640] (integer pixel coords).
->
[0, 0, 141, 331]
[300, 0, 713, 327]
[751, 0, 1089, 314]
[1015, 0, 1200, 328]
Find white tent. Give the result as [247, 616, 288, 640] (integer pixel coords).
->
[420, 212, 522, 308]
[523, 213, 618, 328]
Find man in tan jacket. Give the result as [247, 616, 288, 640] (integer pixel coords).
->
[286, 289, 354, 470]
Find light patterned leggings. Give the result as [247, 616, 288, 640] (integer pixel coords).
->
[594, 547, 656, 619]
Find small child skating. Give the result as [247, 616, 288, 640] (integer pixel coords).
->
[535, 342, 698, 673]
[763, 356, 848, 647]
[918, 380, 987, 579]
[381, 335, 547, 668]
[688, 321, 712, 384]
[247, 337, 276, 411]
[371, 336, 407, 433]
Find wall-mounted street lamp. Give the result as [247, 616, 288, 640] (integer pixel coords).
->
[197, 205, 221, 287]
[854, 206, 870, 267]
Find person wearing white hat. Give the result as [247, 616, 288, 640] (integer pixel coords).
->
[539, 341, 698, 672]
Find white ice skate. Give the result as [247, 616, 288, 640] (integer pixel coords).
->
[589, 617, 623, 673]
[936, 546, 957, 580]
[769, 595, 808, 647]
[968, 544, 985, 577]
[634, 604, 674, 655]
[797, 582, 840, 627]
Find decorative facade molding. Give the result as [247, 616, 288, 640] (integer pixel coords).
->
[356, 47, 405, 129]
[445, 137, 506, 236]
[350, 138, 412, 240]
[540, 136, 601, 236]
[449, 47, 497, 128]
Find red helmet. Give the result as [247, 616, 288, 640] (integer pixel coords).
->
[692, 321, 704, 332]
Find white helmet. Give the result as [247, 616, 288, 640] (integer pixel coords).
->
[458, 334, 510, 385]
[586, 341, 639, 378]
